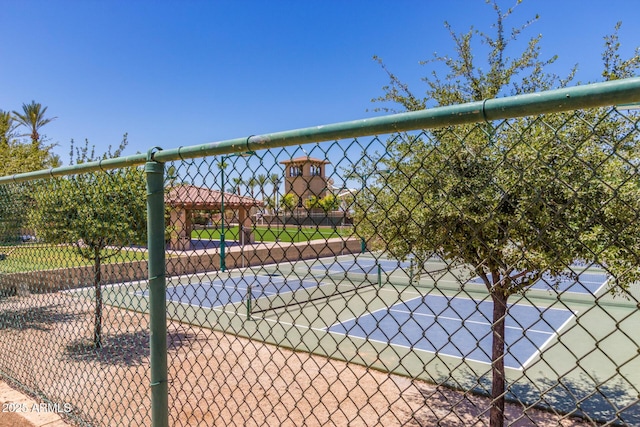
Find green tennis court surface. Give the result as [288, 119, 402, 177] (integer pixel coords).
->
[136, 256, 610, 371]
[95, 253, 639, 424]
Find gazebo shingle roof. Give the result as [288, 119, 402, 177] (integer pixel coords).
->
[166, 184, 263, 209]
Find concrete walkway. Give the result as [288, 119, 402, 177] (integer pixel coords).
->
[0, 381, 71, 427]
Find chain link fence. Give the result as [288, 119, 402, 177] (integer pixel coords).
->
[0, 79, 639, 426]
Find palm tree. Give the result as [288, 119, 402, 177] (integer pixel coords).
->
[247, 177, 258, 199]
[269, 173, 281, 215]
[12, 101, 57, 144]
[256, 174, 268, 202]
[231, 177, 244, 195]
[0, 110, 17, 146]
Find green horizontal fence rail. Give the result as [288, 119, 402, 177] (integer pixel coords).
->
[0, 77, 639, 427]
[2, 77, 640, 184]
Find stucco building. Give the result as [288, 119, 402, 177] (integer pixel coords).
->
[279, 156, 330, 207]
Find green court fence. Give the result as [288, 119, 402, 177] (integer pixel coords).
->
[0, 78, 640, 426]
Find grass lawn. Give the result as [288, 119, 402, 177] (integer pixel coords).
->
[0, 225, 354, 273]
[0, 244, 149, 273]
[192, 225, 354, 243]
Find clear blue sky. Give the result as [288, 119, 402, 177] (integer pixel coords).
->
[2, 0, 639, 168]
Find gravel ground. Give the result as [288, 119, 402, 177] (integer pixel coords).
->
[0, 292, 594, 426]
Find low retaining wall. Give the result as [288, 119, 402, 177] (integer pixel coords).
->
[0, 238, 362, 294]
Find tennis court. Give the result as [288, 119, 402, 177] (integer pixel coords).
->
[134, 254, 607, 372]
[139, 275, 323, 310]
[328, 294, 575, 370]
[469, 271, 608, 295]
[98, 252, 637, 423]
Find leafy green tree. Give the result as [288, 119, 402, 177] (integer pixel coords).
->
[29, 135, 146, 348]
[280, 193, 299, 231]
[164, 163, 191, 187]
[0, 139, 60, 176]
[280, 193, 298, 213]
[318, 194, 340, 213]
[306, 194, 340, 212]
[0, 184, 30, 245]
[166, 164, 178, 187]
[12, 101, 57, 144]
[359, 3, 640, 426]
[0, 107, 60, 176]
[0, 108, 60, 243]
[304, 195, 320, 210]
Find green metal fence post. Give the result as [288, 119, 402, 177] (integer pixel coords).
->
[146, 151, 168, 427]
[220, 161, 226, 272]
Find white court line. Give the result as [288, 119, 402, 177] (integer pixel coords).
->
[328, 294, 575, 370]
[92, 263, 577, 371]
[387, 307, 555, 336]
[519, 310, 577, 368]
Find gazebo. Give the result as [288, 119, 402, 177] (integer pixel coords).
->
[166, 184, 264, 250]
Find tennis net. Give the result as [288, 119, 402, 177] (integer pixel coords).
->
[247, 255, 458, 315]
[247, 267, 381, 315]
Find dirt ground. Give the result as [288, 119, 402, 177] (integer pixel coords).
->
[0, 409, 35, 427]
[0, 413, 35, 427]
[0, 381, 70, 427]
[0, 292, 596, 426]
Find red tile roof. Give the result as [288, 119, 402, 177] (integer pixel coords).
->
[166, 184, 263, 209]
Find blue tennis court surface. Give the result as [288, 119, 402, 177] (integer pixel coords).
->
[139, 275, 322, 309]
[328, 295, 575, 369]
[136, 260, 592, 369]
[311, 257, 452, 278]
[469, 271, 607, 295]
[312, 258, 607, 296]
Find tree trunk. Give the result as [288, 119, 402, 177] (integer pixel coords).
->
[490, 290, 509, 427]
[93, 251, 102, 349]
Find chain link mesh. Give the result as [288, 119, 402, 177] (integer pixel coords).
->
[0, 104, 639, 426]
